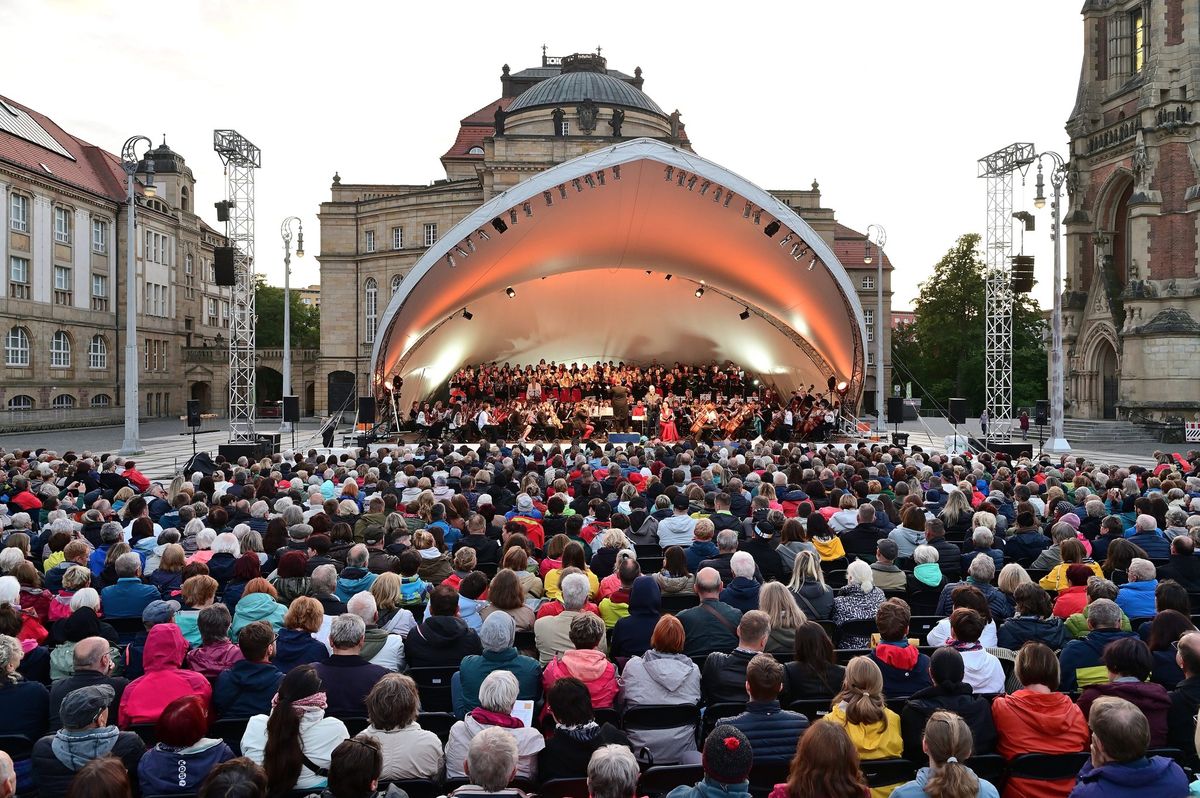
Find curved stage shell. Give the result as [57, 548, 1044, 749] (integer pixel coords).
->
[369, 138, 867, 412]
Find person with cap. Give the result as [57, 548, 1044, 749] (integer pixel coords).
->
[739, 518, 785, 584]
[870, 539, 908, 592]
[656, 495, 698, 549]
[48, 637, 128, 732]
[665, 724, 754, 798]
[362, 527, 400, 575]
[32, 684, 146, 798]
[118, 622, 212, 727]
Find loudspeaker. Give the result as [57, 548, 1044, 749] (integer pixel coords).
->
[186, 399, 201, 428]
[282, 395, 299, 423]
[948, 398, 967, 426]
[256, 433, 281, 455]
[358, 396, 376, 424]
[886, 396, 905, 425]
[219, 442, 264, 462]
[1035, 399, 1049, 427]
[213, 247, 236, 285]
[1011, 255, 1035, 294]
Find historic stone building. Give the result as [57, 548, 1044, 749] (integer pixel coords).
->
[1064, 0, 1200, 421]
[317, 52, 893, 416]
[0, 93, 234, 428]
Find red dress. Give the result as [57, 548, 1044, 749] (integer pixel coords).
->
[659, 408, 679, 442]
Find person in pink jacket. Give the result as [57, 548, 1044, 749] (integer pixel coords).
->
[541, 612, 618, 710]
[118, 622, 211, 728]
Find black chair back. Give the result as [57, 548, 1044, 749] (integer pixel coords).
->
[513, 629, 537, 653]
[127, 722, 157, 747]
[0, 735, 33, 760]
[408, 665, 460, 713]
[748, 761, 790, 798]
[621, 704, 701, 731]
[537, 778, 591, 798]
[661, 593, 699, 613]
[860, 758, 917, 788]
[635, 544, 664, 558]
[417, 711, 457, 744]
[834, 647, 872, 665]
[1007, 752, 1090, 780]
[341, 716, 370, 736]
[909, 615, 942, 642]
[379, 780, 444, 798]
[836, 618, 877, 646]
[965, 754, 1007, 788]
[700, 702, 747, 740]
[639, 765, 705, 798]
[786, 698, 833, 721]
[209, 717, 252, 755]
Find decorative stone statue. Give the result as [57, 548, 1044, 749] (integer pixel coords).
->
[1132, 130, 1149, 189]
[609, 108, 625, 137]
[493, 106, 506, 136]
[552, 107, 565, 136]
[669, 109, 681, 138]
[577, 99, 599, 134]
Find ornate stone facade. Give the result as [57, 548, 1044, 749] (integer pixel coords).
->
[316, 52, 893, 416]
[1064, 0, 1200, 421]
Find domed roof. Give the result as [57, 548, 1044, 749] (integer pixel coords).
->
[508, 56, 663, 115]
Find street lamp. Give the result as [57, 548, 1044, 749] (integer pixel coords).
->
[280, 217, 304, 432]
[1033, 154, 1072, 454]
[863, 224, 886, 433]
[119, 136, 155, 455]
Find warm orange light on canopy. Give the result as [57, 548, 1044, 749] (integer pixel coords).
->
[370, 138, 866, 410]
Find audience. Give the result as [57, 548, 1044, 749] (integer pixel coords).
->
[701, 610, 770, 705]
[137, 695, 235, 795]
[447, 726, 522, 798]
[899, 647, 996, 763]
[457, 611, 541, 716]
[313, 613, 389, 717]
[782, 621, 845, 703]
[617, 615, 701, 764]
[665, 725, 753, 798]
[32, 685, 145, 798]
[212, 621, 283, 718]
[47, 637, 126, 732]
[541, 612, 618, 709]
[117, 622, 211, 728]
[445, 670, 545, 781]
[1072, 696, 1188, 797]
[356, 674, 444, 781]
[538, 677, 633, 781]
[677, 567, 742, 657]
[891, 710, 1000, 798]
[1059, 598, 1138, 693]
[868, 599, 932, 698]
[823, 657, 903, 795]
[586, 744, 641, 798]
[1077, 636, 1170, 747]
[834, 560, 886, 649]
[768, 721, 869, 798]
[724, 654, 808, 762]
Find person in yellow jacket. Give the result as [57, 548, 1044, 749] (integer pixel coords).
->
[1037, 539, 1103, 591]
[808, 514, 846, 562]
[821, 656, 904, 798]
[543, 540, 600, 600]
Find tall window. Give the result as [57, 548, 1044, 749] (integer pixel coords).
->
[185, 253, 193, 274]
[50, 331, 70, 368]
[9, 194, 28, 232]
[559, 121, 570, 136]
[424, 223, 438, 247]
[1109, 8, 1148, 79]
[5, 327, 30, 367]
[54, 207, 71, 243]
[864, 308, 874, 343]
[365, 230, 376, 252]
[9, 256, 29, 299]
[206, 297, 219, 326]
[364, 278, 378, 343]
[7, 395, 32, 411]
[54, 265, 72, 305]
[392, 227, 403, 250]
[91, 273, 108, 311]
[1131, 7, 1145, 74]
[145, 231, 169, 265]
[92, 219, 108, 253]
[89, 335, 107, 369]
[390, 274, 401, 297]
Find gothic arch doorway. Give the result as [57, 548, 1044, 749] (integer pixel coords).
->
[1095, 339, 1119, 419]
[190, 381, 212, 414]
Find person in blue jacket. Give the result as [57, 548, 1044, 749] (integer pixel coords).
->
[1069, 695, 1187, 797]
[213, 621, 283, 718]
[98, 553, 160, 619]
[1123, 515, 1171, 559]
[891, 710, 999, 798]
[1114, 558, 1159, 620]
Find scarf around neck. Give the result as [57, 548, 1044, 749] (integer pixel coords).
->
[469, 707, 524, 728]
[272, 691, 328, 716]
[555, 720, 600, 742]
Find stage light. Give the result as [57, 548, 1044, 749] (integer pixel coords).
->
[664, 274, 672, 281]
[491, 217, 508, 233]
[763, 220, 781, 238]
[462, 308, 473, 320]
[739, 307, 751, 320]
[836, 381, 849, 393]
[753, 379, 760, 386]
[695, 287, 705, 298]
[505, 286, 516, 298]
[476, 228, 490, 241]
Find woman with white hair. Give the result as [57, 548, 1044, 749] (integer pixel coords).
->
[833, 560, 885, 648]
[188, 526, 217, 564]
[206, 532, 241, 588]
[444, 669, 545, 780]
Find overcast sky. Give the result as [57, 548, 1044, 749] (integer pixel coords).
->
[2, 0, 1081, 309]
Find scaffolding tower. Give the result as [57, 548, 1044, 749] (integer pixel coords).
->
[214, 130, 261, 444]
[977, 143, 1035, 442]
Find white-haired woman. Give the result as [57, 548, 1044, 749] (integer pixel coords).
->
[206, 532, 242, 588]
[444, 669, 545, 781]
[833, 559, 885, 648]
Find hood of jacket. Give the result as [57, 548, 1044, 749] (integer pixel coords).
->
[187, 640, 243, 672]
[144, 622, 190, 671]
[227, 659, 283, 691]
[688, 778, 751, 798]
[361, 626, 392, 661]
[913, 562, 943, 587]
[459, 596, 485, 619]
[59, 606, 103, 642]
[628, 575, 662, 616]
[338, 568, 375, 591]
[413, 615, 471, 647]
[723, 577, 759, 600]
[235, 593, 283, 623]
[688, 540, 718, 558]
[1090, 680, 1172, 713]
[639, 649, 696, 692]
[560, 647, 611, 681]
[892, 526, 924, 544]
[657, 572, 694, 593]
[1000, 690, 1080, 738]
[52, 726, 121, 771]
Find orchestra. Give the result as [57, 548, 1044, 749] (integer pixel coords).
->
[393, 360, 842, 444]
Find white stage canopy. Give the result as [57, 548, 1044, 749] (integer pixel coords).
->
[370, 138, 866, 410]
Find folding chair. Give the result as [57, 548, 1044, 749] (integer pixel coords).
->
[639, 765, 705, 798]
[408, 665, 459, 713]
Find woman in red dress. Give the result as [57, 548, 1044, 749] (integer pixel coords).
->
[659, 402, 679, 442]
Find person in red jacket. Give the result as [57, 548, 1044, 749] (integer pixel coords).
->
[117, 622, 211, 728]
[7, 477, 41, 514]
[121, 461, 150, 493]
[992, 642, 1089, 798]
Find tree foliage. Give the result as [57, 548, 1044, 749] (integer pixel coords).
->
[891, 233, 1046, 416]
[254, 275, 321, 350]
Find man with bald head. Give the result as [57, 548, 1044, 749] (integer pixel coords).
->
[47, 637, 127, 731]
[0, 752, 13, 798]
[677, 566, 743, 657]
[1167, 630, 1200, 761]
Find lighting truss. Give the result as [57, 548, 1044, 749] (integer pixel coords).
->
[977, 143, 1035, 442]
[214, 129, 261, 444]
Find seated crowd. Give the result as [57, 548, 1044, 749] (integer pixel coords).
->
[0, 440, 1199, 798]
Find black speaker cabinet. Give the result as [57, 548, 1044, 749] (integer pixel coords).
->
[886, 396, 905, 425]
[358, 396, 376, 424]
[1035, 399, 1049, 427]
[282, 395, 300, 423]
[186, 399, 201, 428]
[213, 247, 236, 285]
[948, 398, 967, 426]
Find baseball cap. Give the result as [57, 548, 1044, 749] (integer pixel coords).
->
[363, 527, 385, 545]
[142, 599, 180, 625]
[59, 684, 115, 729]
[876, 538, 899, 560]
[672, 494, 691, 511]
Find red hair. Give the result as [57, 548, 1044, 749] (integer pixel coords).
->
[156, 694, 208, 747]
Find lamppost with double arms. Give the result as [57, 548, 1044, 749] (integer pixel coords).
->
[1034, 152, 1072, 454]
[119, 136, 156, 456]
[279, 217, 304, 433]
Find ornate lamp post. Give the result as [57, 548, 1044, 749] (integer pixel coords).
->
[119, 136, 155, 455]
[1034, 153, 1072, 454]
[279, 217, 304, 432]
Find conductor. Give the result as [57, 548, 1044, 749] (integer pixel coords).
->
[320, 413, 338, 448]
[611, 382, 630, 433]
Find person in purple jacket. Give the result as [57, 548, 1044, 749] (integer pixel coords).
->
[1069, 696, 1187, 797]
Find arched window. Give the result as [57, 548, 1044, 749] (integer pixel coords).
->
[364, 278, 378, 343]
[5, 327, 30, 367]
[50, 331, 71, 368]
[180, 185, 190, 212]
[90, 394, 111, 408]
[390, 274, 401, 297]
[467, 146, 485, 155]
[52, 394, 76, 409]
[89, 335, 107, 369]
[7, 395, 32, 411]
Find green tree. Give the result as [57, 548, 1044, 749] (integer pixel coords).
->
[892, 233, 1046, 416]
[254, 275, 320, 349]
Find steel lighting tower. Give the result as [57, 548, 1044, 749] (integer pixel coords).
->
[279, 216, 304, 433]
[977, 143, 1036, 443]
[1034, 152, 1072, 454]
[119, 136, 155, 456]
[213, 130, 261, 444]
